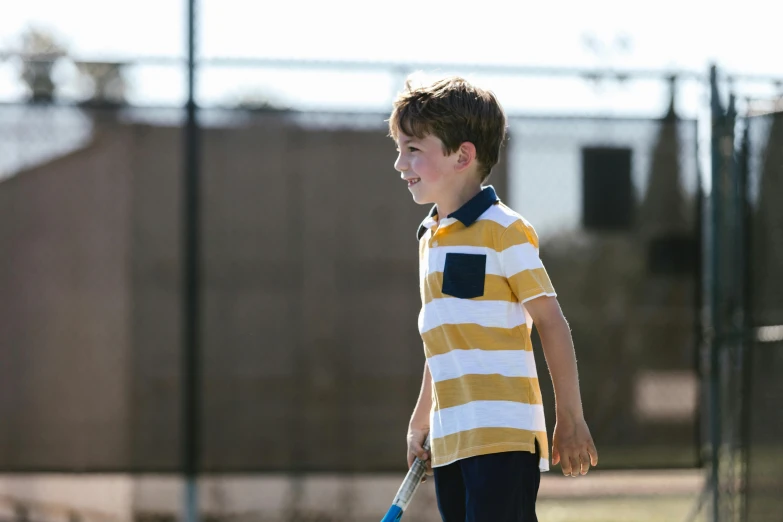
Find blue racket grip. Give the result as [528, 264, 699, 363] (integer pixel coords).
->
[380, 505, 403, 522]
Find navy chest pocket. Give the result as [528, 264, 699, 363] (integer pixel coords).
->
[442, 253, 486, 299]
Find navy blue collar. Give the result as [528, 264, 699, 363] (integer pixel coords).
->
[417, 185, 499, 240]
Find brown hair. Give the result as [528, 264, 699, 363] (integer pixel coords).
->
[388, 76, 507, 182]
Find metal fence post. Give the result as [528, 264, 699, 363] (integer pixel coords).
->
[708, 63, 722, 522]
[737, 103, 752, 522]
[183, 0, 201, 520]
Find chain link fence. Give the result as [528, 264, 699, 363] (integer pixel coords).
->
[703, 70, 783, 522]
[0, 46, 781, 521]
[741, 109, 783, 522]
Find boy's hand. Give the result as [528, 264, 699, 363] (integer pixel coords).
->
[552, 415, 598, 477]
[406, 427, 432, 481]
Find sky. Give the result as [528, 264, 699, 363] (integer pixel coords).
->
[1, 0, 782, 114]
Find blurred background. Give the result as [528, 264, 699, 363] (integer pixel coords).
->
[0, 1, 781, 521]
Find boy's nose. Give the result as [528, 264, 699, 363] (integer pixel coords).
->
[394, 154, 408, 173]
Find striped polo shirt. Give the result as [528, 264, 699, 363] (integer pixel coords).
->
[417, 185, 556, 471]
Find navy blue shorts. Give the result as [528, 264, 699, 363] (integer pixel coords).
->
[433, 448, 541, 522]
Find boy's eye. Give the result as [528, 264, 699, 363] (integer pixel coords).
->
[408, 147, 419, 152]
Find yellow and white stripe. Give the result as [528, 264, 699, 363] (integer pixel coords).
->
[427, 349, 538, 382]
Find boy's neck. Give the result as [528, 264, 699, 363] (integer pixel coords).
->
[434, 181, 483, 221]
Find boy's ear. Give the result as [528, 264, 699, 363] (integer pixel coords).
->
[455, 142, 477, 172]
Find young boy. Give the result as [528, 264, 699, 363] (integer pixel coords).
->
[389, 76, 598, 522]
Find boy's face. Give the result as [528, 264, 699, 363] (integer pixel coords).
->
[394, 132, 457, 206]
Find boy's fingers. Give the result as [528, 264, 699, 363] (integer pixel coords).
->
[551, 447, 560, 465]
[568, 455, 580, 477]
[559, 453, 572, 475]
[560, 452, 579, 477]
[579, 451, 591, 475]
[410, 434, 429, 461]
[588, 442, 599, 465]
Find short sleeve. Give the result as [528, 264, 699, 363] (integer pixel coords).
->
[499, 219, 557, 303]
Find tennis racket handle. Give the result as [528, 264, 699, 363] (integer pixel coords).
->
[389, 437, 431, 512]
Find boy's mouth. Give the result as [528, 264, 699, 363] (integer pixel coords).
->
[407, 178, 421, 187]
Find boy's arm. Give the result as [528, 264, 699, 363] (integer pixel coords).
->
[407, 360, 433, 472]
[525, 295, 599, 477]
